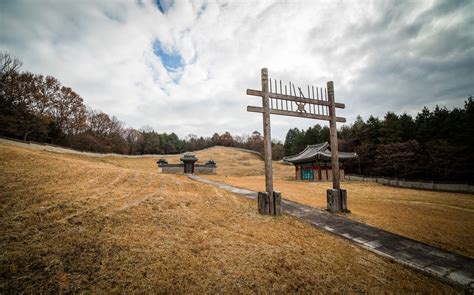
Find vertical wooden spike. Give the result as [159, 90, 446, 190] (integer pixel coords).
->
[289, 82, 293, 110]
[320, 88, 324, 114]
[316, 87, 320, 115]
[307, 85, 312, 113]
[321, 88, 329, 116]
[325, 88, 328, 115]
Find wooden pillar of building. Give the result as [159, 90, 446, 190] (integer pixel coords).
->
[325, 161, 328, 180]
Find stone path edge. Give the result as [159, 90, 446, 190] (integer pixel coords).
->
[187, 174, 474, 292]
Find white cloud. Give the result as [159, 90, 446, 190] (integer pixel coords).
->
[1, 0, 472, 140]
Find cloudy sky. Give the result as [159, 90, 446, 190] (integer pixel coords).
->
[1, 0, 473, 140]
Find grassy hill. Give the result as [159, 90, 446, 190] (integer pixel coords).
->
[161, 145, 293, 178]
[0, 141, 461, 293]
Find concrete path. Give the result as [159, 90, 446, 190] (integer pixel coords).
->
[188, 175, 474, 291]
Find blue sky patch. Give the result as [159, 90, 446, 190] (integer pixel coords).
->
[155, 0, 172, 14]
[152, 39, 183, 73]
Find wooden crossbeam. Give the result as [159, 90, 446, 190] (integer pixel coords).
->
[247, 106, 346, 123]
[247, 89, 345, 109]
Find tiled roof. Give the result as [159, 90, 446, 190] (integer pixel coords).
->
[180, 153, 198, 162]
[283, 142, 357, 163]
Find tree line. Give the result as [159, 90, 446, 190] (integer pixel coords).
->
[3, 52, 471, 182]
[283, 125, 330, 156]
[283, 100, 473, 183]
[0, 53, 283, 157]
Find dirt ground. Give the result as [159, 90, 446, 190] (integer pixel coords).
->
[192, 146, 474, 259]
[0, 143, 461, 293]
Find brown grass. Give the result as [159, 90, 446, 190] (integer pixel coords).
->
[0, 143, 461, 293]
[196, 147, 474, 258]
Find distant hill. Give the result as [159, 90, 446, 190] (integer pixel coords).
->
[0, 137, 290, 177]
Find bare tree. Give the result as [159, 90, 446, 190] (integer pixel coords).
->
[0, 52, 22, 83]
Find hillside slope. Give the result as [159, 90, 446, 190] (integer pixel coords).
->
[0, 138, 287, 177]
[162, 145, 292, 177]
[0, 143, 458, 293]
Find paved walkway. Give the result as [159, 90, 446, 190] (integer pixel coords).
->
[188, 175, 474, 291]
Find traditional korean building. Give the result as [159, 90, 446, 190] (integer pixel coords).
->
[283, 142, 357, 181]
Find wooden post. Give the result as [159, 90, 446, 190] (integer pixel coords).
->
[261, 68, 274, 214]
[273, 191, 282, 215]
[327, 81, 340, 190]
[258, 192, 270, 214]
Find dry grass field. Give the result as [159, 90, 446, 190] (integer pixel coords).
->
[0, 142, 462, 293]
[198, 146, 474, 259]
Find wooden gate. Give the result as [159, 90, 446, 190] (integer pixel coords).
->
[246, 68, 349, 214]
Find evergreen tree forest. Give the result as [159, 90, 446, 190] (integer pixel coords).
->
[283, 100, 474, 183]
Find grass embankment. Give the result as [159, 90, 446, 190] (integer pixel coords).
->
[192, 147, 474, 258]
[0, 143, 459, 293]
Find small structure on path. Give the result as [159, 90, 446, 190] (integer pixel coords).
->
[283, 142, 357, 181]
[157, 154, 216, 174]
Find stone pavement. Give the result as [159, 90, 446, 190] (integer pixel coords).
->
[188, 174, 474, 291]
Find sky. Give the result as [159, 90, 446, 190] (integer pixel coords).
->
[1, 0, 473, 141]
